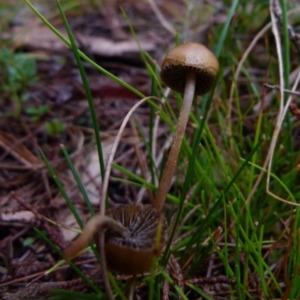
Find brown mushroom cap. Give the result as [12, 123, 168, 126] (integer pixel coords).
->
[95, 205, 168, 275]
[160, 42, 219, 95]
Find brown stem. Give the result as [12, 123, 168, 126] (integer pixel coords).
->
[64, 215, 128, 259]
[154, 70, 196, 212]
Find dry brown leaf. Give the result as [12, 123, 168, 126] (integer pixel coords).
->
[12, 24, 67, 52]
[76, 33, 155, 56]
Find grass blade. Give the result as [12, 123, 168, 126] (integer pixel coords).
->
[60, 144, 95, 216]
[39, 148, 83, 229]
[56, 0, 105, 185]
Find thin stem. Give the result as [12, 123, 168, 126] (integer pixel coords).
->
[100, 96, 161, 215]
[154, 71, 196, 212]
[64, 215, 128, 259]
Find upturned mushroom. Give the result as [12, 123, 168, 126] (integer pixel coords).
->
[154, 42, 219, 212]
[64, 205, 168, 275]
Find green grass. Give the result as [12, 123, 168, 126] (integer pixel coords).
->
[23, 0, 300, 299]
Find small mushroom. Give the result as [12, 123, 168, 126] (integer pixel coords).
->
[100, 205, 167, 274]
[64, 205, 167, 275]
[154, 42, 219, 211]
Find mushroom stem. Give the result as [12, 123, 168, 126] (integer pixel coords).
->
[64, 215, 128, 259]
[154, 70, 196, 212]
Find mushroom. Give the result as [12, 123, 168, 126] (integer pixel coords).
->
[63, 42, 218, 281]
[99, 205, 167, 274]
[154, 42, 219, 212]
[64, 205, 167, 275]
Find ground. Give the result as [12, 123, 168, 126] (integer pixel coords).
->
[1, 1, 300, 299]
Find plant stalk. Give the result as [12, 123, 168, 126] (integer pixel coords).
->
[64, 215, 128, 259]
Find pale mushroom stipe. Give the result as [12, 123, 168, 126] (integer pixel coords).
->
[154, 42, 219, 212]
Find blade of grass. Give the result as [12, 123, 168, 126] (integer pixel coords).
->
[234, 196, 243, 299]
[287, 207, 300, 298]
[184, 139, 263, 273]
[56, 0, 105, 186]
[240, 158, 296, 203]
[257, 225, 268, 296]
[214, 0, 240, 57]
[161, 271, 189, 300]
[39, 148, 103, 288]
[39, 148, 83, 229]
[55, 2, 113, 299]
[107, 273, 127, 300]
[185, 283, 214, 300]
[60, 144, 95, 216]
[227, 202, 282, 296]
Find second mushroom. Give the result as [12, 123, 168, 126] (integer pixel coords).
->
[154, 42, 219, 212]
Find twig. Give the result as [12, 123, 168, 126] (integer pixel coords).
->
[145, 0, 176, 36]
[100, 96, 162, 212]
[264, 83, 300, 96]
